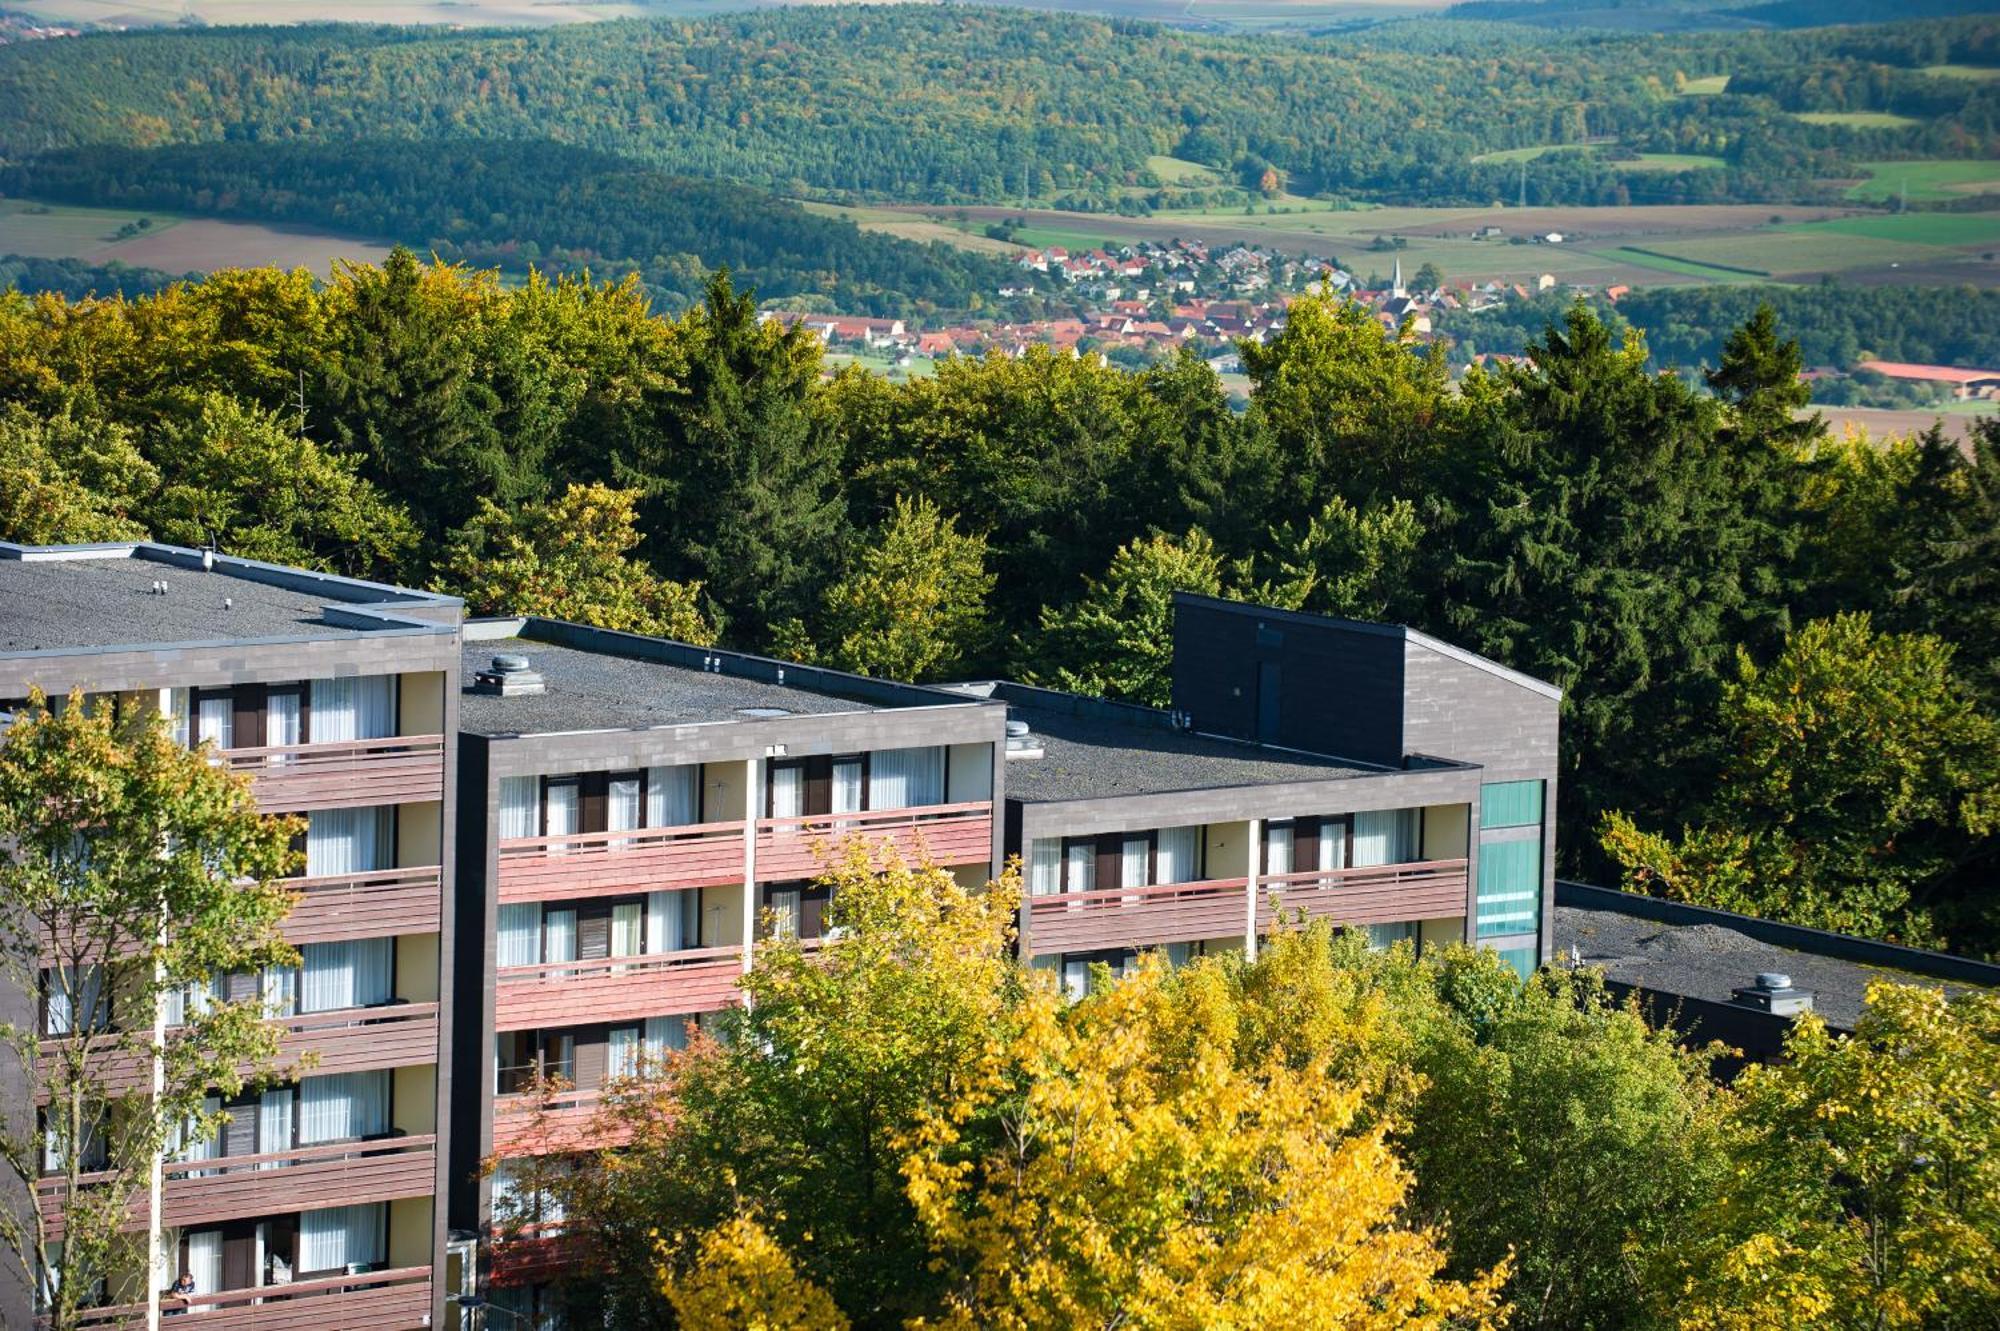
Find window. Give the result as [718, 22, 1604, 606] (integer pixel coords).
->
[768, 762, 805, 819]
[1154, 826, 1201, 885]
[868, 746, 944, 810]
[498, 903, 541, 968]
[647, 765, 700, 827]
[607, 774, 642, 848]
[42, 964, 107, 1036]
[309, 676, 396, 743]
[297, 1202, 386, 1276]
[195, 693, 234, 751]
[1476, 839, 1542, 938]
[1351, 809, 1419, 867]
[265, 686, 303, 749]
[1481, 780, 1544, 831]
[1495, 946, 1539, 982]
[1028, 838, 1062, 897]
[646, 889, 700, 953]
[1062, 838, 1096, 893]
[606, 1025, 641, 1080]
[499, 777, 539, 840]
[1365, 921, 1415, 951]
[543, 780, 580, 847]
[304, 806, 393, 877]
[297, 939, 393, 1013]
[832, 757, 865, 817]
[298, 1071, 389, 1145]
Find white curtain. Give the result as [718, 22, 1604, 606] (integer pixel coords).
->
[1265, 823, 1294, 877]
[1320, 822, 1348, 872]
[310, 677, 396, 743]
[298, 939, 392, 1013]
[768, 889, 800, 940]
[196, 696, 233, 751]
[647, 766, 699, 827]
[608, 776, 642, 849]
[544, 783, 580, 851]
[1366, 922, 1415, 950]
[543, 910, 577, 965]
[610, 902, 642, 972]
[832, 759, 864, 818]
[161, 973, 219, 1029]
[1120, 835, 1150, 895]
[266, 692, 301, 748]
[1028, 838, 1061, 897]
[1060, 957, 1091, 1002]
[769, 766, 804, 819]
[298, 1071, 389, 1145]
[1352, 810, 1418, 867]
[262, 964, 298, 1018]
[169, 1095, 221, 1176]
[606, 1026, 640, 1080]
[869, 746, 944, 810]
[647, 890, 697, 953]
[498, 777, 539, 840]
[1155, 827, 1200, 885]
[44, 964, 104, 1036]
[297, 1203, 385, 1275]
[185, 1229, 223, 1295]
[305, 807, 392, 877]
[497, 904, 541, 968]
[644, 1015, 688, 1062]
[1064, 841, 1096, 893]
[166, 688, 191, 748]
[257, 1087, 293, 1168]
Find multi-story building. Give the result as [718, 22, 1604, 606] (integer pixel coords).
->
[0, 541, 463, 1331]
[952, 594, 1559, 988]
[445, 618, 1008, 1316]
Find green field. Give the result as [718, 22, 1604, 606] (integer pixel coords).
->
[1470, 145, 1592, 165]
[1793, 111, 1925, 130]
[1468, 146, 1722, 171]
[1677, 74, 1730, 95]
[1923, 64, 2000, 82]
[1597, 247, 1766, 281]
[1635, 229, 1960, 277]
[1843, 160, 2000, 203]
[824, 350, 938, 382]
[1145, 155, 1225, 186]
[1624, 153, 1727, 172]
[0, 198, 182, 256]
[1788, 212, 2000, 247]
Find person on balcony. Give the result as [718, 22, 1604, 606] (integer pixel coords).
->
[164, 1270, 196, 1316]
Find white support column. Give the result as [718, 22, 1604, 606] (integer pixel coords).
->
[1244, 817, 1262, 962]
[741, 757, 761, 979]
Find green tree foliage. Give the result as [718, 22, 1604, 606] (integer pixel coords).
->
[1895, 418, 2000, 713]
[1600, 613, 2000, 945]
[1023, 528, 1226, 707]
[1661, 983, 2000, 1330]
[442, 482, 716, 643]
[1256, 496, 1425, 623]
[0, 404, 155, 544]
[0, 691, 299, 1331]
[780, 495, 993, 682]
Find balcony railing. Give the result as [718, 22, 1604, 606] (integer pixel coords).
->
[754, 801, 993, 881]
[1025, 878, 1250, 957]
[63, 1264, 432, 1331]
[217, 735, 446, 813]
[37, 1135, 437, 1240]
[493, 1086, 638, 1156]
[490, 1225, 580, 1288]
[40, 1002, 441, 1099]
[1023, 858, 1472, 957]
[1256, 858, 1470, 930]
[494, 947, 743, 1032]
[498, 821, 749, 904]
[285, 866, 443, 945]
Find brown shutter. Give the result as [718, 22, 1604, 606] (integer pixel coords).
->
[1096, 834, 1122, 892]
[576, 906, 611, 961]
[1296, 818, 1319, 876]
[800, 886, 831, 940]
[580, 773, 608, 835]
[232, 685, 266, 752]
[804, 756, 833, 817]
[221, 1223, 256, 1289]
[571, 1026, 607, 1091]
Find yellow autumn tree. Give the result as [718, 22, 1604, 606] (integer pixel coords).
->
[661, 1214, 850, 1331]
[901, 952, 1510, 1331]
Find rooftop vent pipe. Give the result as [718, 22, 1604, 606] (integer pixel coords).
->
[1004, 716, 1044, 761]
[472, 653, 546, 697]
[1732, 971, 1814, 1017]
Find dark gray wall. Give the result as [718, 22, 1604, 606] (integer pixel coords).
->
[1170, 596, 1406, 766]
[448, 735, 492, 1241]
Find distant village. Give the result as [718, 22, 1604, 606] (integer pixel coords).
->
[764, 235, 2000, 404]
[766, 236, 1608, 380]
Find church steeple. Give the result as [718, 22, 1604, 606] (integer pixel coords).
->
[1391, 255, 1406, 298]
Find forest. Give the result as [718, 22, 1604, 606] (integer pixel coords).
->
[1437, 280, 2000, 368]
[1, 253, 1994, 963]
[0, 141, 1019, 316]
[0, 9, 1995, 208]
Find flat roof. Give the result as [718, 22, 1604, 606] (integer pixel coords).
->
[950, 682, 1381, 803]
[0, 547, 442, 654]
[1555, 901, 1989, 1033]
[458, 637, 967, 736]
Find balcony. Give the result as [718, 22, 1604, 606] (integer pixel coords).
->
[218, 736, 446, 814]
[38, 1135, 437, 1240]
[754, 802, 993, 881]
[490, 1226, 580, 1288]
[42, 1003, 441, 1099]
[1025, 879, 1250, 958]
[1255, 858, 1470, 931]
[498, 821, 748, 905]
[1021, 858, 1472, 957]
[494, 947, 743, 1032]
[493, 1086, 636, 1157]
[65, 1265, 432, 1331]
[285, 866, 443, 945]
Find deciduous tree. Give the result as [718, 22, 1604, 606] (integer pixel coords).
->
[1023, 527, 1225, 707]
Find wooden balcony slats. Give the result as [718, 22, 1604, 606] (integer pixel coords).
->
[38, 1136, 437, 1240]
[39, 1002, 441, 1099]
[1024, 858, 1472, 956]
[219, 736, 446, 814]
[67, 1265, 431, 1331]
[1257, 859, 1470, 930]
[754, 802, 994, 881]
[284, 866, 442, 945]
[494, 947, 743, 1032]
[492, 1087, 636, 1157]
[498, 822, 749, 904]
